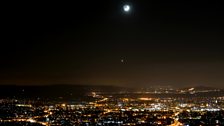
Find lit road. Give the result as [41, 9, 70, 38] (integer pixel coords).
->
[0, 118, 49, 126]
[170, 111, 183, 126]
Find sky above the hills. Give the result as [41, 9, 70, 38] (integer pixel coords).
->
[1, 0, 224, 87]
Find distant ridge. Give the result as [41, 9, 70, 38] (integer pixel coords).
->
[0, 84, 130, 100]
[180, 85, 222, 91]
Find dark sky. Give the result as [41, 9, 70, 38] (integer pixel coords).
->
[1, 0, 224, 87]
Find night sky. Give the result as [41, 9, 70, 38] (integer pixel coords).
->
[1, 0, 224, 87]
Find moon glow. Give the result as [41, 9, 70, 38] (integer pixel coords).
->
[123, 5, 130, 12]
